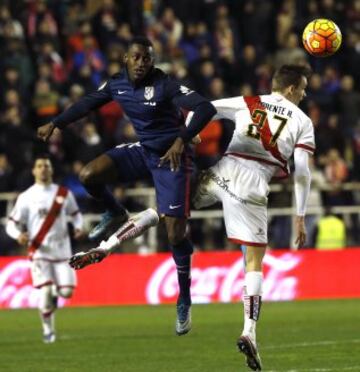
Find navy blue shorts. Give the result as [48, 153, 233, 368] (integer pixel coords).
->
[106, 142, 194, 217]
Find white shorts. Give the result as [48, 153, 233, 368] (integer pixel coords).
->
[193, 156, 269, 246]
[31, 259, 77, 289]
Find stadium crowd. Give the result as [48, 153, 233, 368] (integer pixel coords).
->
[0, 0, 359, 253]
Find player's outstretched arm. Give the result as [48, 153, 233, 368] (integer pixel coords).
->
[38, 83, 113, 142]
[294, 148, 312, 248]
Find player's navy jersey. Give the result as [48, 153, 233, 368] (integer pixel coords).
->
[53, 68, 211, 154]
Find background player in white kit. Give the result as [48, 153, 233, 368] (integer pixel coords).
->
[191, 64, 314, 371]
[6, 155, 83, 343]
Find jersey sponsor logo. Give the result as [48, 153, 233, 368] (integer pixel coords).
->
[169, 204, 182, 210]
[143, 101, 157, 106]
[117, 90, 126, 95]
[208, 171, 247, 205]
[144, 86, 155, 100]
[180, 85, 193, 95]
[256, 228, 265, 236]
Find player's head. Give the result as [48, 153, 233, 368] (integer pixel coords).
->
[124, 36, 155, 83]
[272, 64, 312, 106]
[32, 154, 53, 185]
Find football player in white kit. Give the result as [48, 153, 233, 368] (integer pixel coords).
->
[6, 155, 84, 343]
[191, 64, 314, 371]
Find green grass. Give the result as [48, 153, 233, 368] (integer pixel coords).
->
[0, 300, 360, 372]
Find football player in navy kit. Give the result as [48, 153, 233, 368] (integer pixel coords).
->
[37, 36, 216, 335]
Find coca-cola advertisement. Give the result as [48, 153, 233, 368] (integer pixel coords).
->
[0, 249, 359, 309]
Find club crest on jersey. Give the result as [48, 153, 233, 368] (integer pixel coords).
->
[144, 86, 154, 100]
[55, 196, 65, 204]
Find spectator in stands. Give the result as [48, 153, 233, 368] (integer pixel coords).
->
[32, 79, 60, 124]
[314, 208, 346, 250]
[76, 121, 104, 164]
[36, 41, 67, 85]
[336, 75, 360, 135]
[306, 73, 333, 111]
[72, 35, 107, 87]
[24, 0, 58, 48]
[322, 148, 349, 207]
[92, 0, 121, 48]
[0, 5, 24, 40]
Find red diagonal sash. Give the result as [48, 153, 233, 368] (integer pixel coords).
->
[28, 186, 68, 256]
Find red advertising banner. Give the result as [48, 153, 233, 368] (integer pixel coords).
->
[0, 249, 360, 309]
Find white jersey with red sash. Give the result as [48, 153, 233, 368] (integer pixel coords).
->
[7, 184, 82, 260]
[192, 93, 315, 246]
[211, 93, 315, 181]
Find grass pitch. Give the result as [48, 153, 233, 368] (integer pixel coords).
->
[0, 300, 359, 372]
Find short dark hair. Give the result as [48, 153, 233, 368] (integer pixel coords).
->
[33, 153, 51, 165]
[272, 64, 312, 91]
[128, 36, 153, 49]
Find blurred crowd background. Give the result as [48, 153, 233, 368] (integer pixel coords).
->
[0, 0, 359, 254]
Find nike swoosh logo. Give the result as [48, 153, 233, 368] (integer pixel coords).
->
[118, 90, 126, 95]
[169, 204, 182, 209]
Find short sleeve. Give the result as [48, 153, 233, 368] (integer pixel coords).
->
[211, 97, 247, 122]
[8, 193, 28, 225]
[164, 77, 208, 109]
[295, 119, 316, 154]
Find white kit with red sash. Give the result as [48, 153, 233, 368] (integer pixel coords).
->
[28, 186, 68, 258]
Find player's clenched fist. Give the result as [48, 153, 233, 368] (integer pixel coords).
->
[37, 122, 56, 142]
[69, 248, 108, 270]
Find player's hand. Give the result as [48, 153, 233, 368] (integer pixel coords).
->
[294, 215, 306, 248]
[17, 233, 29, 246]
[69, 248, 108, 270]
[37, 122, 57, 142]
[158, 137, 184, 171]
[191, 135, 201, 145]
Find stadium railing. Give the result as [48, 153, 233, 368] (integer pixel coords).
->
[1, 182, 360, 250]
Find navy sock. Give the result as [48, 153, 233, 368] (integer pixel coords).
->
[171, 238, 193, 305]
[85, 184, 127, 215]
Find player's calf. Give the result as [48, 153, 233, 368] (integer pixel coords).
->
[70, 208, 159, 270]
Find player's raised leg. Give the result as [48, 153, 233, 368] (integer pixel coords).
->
[69, 208, 160, 269]
[79, 154, 129, 240]
[237, 245, 266, 371]
[80, 144, 152, 241]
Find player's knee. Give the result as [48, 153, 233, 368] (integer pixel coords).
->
[79, 165, 95, 186]
[165, 217, 187, 245]
[58, 287, 73, 298]
[245, 246, 266, 272]
[167, 228, 186, 246]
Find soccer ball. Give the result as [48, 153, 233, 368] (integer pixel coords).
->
[302, 19, 342, 57]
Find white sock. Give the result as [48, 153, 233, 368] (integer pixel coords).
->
[100, 208, 159, 253]
[242, 271, 263, 343]
[40, 312, 54, 335]
[39, 285, 55, 335]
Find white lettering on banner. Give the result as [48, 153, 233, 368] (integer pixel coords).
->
[145, 253, 302, 304]
[0, 260, 66, 309]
